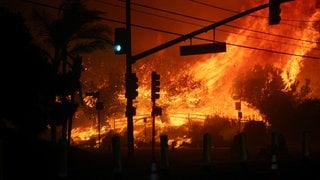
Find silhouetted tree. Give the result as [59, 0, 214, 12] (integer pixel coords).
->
[0, 6, 54, 140]
[31, 0, 113, 144]
[231, 64, 311, 138]
[0, 6, 58, 179]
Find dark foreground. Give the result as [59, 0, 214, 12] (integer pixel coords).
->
[3, 141, 320, 180]
[66, 146, 320, 180]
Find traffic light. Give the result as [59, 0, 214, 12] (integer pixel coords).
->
[125, 73, 138, 99]
[126, 105, 136, 117]
[114, 27, 127, 54]
[152, 106, 162, 116]
[151, 71, 160, 100]
[269, 0, 281, 25]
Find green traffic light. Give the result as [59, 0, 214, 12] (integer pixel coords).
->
[114, 44, 122, 52]
[114, 27, 127, 54]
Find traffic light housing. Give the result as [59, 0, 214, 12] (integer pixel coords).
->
[114, 27, 127, 54]
[269, 0, 281, 25]
[126, 105, 136, 117]
[152, 106, 162, 116]
[125, 73, 138, 99]
[151, 71, 160, 100]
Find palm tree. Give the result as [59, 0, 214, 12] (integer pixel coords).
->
[32, 0, 113, 145]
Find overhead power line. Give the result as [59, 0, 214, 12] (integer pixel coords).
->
[21, 0, 320, 60]
[101, 16, 320, 60]
[189, 0, 320, 23]
[114, 0, 320, 45]
[227, 42, 320, 60]
[99, 0, 320, 51]
[95, 0, 202, 27]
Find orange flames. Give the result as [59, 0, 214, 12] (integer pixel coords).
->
[72, 0, 320, 148]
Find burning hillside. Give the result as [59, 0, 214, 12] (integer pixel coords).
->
[71, 0, 320, 148]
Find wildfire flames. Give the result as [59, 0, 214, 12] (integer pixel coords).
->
[71, 0, 320, 149]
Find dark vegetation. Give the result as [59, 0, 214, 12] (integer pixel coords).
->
[0, 6, 58, 179]
[0, 0, 112, 178]
[231, 64, 320, 145]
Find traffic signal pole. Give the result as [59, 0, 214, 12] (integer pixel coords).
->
[151, 101, 156, 161]
[131, 0, 293, 62]
[121, 0, 293, 160]
[151, 71, 161, 161]
[126, 0, 135, 159]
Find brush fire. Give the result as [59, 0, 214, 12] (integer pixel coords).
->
[70, 0, 320, 150]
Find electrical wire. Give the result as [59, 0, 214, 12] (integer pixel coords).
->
[98, 0, 320, 51]
[98, 0, 320, 53]
[112, 0, 320, 45]
[188, 0, 320, 35]
[189, 0, 320, 23]
[20, 0, 320, 60]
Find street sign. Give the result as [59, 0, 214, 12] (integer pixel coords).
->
[235, 101, 241, 111]
[180, 42, 226, 56]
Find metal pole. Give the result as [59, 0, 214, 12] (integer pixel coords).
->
[144, 118, 147, 140]
[152, 104, 156, 161]
[98, 108, 101, 148]
[112, 135, 122, 177]
[126, 0, 134, 159]
[160, 135, 169, 170]
[94, 93, 102, 149]
[203, 133, 211, 170]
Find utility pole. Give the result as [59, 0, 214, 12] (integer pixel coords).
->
[85, 92, 102, 148]
[125, 0, 134, 159]
[114, 0, 136, 160]
[96, 98, 104, 149]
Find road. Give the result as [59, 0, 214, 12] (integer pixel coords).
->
[66, 146, 320, 180]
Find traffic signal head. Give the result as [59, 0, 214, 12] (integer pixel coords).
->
[114, 28, 127, 54]
[152, 106, 162, 116]
[151, 71, 160, 100]
[125, 73, 138, 99]
[126, 105, 136, 117]
[269, 0, 281, 25]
